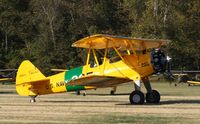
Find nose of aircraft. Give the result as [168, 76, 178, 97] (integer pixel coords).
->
[151, 49, 167, 74]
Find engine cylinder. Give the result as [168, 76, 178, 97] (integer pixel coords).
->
[151, 49, 167, 74]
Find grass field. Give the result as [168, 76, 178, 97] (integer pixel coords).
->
[0, 82, 200, 124]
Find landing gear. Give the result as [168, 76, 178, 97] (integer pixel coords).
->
[76, 90, 86, 96]
[30, 96, 37, 103]
[76, 91, 81, 95]
[110, 90, 115, 95]
[129, 91, 144, 104]
[146, 90, 160, 103]
[110, 86, 117, 95]
[82, 91, 86, 96]
[128, 77, 161, 105]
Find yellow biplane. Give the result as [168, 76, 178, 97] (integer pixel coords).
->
[0, 69, 17, 82]
[187, 81, 200, 86]
[16, 34, 169, 104]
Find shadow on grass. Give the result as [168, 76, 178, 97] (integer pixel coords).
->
[159, 100, 200, 104]
[70, 93, 130, 96]
[116, 100, 200, 105]
[42, 100, 119, 103]
[0, 91, 16, 94]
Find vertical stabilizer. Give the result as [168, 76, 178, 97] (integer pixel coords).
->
[16, 60, 48, 96]
[16, 60, 46, 85]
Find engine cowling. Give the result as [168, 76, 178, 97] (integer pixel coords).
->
[151, 49, 167, 74]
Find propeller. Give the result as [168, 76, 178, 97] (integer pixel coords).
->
[163, 56, 175, 83]
[151, 49, 175, 84]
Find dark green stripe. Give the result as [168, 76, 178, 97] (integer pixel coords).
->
[66, 85, 85, 91]
[64, 66, 83, 91]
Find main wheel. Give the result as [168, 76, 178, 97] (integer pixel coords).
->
[146, 90, 160, 103]
[129, 91, 144, 104]
[76, 91, 80, 95]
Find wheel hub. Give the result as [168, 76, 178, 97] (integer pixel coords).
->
[132, 94, 141, 103]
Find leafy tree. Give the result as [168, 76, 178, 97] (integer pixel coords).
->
[0, 0, 199, 73]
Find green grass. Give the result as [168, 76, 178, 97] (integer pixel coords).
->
[80, 114, 195, 124]
[85, 81, 200, 96]
[0, 82, 200, 124]
[150, 82, 200, 96]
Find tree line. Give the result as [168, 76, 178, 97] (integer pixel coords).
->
[0, 0, 199, 75]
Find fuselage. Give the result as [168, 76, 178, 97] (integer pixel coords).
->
[34, 53, 154, 95]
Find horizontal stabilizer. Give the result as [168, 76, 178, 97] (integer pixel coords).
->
[16, 78, 50, 86]
[187, 81, 200, 85]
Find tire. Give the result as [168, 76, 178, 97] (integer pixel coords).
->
[76, 91, 80, 95]
[146, 90, 160, 103]
[30, 99, 36, 103]
[110, 90, 115, 95]
[129, 91, 144, 104]
[29, 95, 37, 103]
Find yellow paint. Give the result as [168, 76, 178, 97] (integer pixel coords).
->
[16, 60, 66, 96]
[92, 48, 99, 66]
[48, 72, 66, 93]
[0, 78, 12, 81]
[72, 34, 168, 50]
[103, 41, 108, 64]
[86, 48, 91, 65]
[113, 47, 125, 61]
[81, 53, 153, 84]
[187, 81, 200, 85]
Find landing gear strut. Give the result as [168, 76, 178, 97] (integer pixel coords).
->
[110, 86, 117, 95]
[76, 90, 86, 96]
[76, 91, 81, 95]
[30, 96, 37, 103]
[143, 78, 160, 103]
[129, 80, 145, 104]
[129, 78, 161, 104]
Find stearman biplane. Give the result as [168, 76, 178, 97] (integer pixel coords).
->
[0, 69, 17, 83]
[187, 81, 200, 86]
[16, 34, 169, 104]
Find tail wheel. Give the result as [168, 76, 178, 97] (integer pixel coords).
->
[146, 90, 160, 103]
[129, 91, 144, 104]
[30, 98, 36, 103]
[30, 96, 37, 103]
[110, 90, 115, 95]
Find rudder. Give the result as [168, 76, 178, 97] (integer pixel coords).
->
[16, 60, 46, 96]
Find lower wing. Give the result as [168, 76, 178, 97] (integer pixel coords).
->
[187, 81, 200, 85]
[67, 75, 131, 88]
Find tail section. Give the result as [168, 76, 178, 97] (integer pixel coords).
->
[16, 60, 47, 96]
[16, 60, 46, 85]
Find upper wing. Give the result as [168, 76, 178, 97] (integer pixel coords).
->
[67, 75, 131, 88]
[72, 34, 169, 50]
